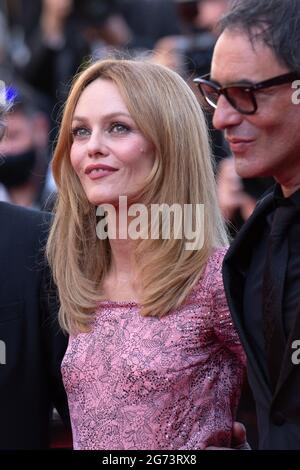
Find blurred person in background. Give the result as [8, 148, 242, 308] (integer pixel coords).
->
[0, 92, 69, 450]
[153, 0, 231, 76]
[4, 0, 133, 111]
[119, 0, 180, 51]
[0, 84, 54, 209]
[74, 0, 132, 52]
[11, 0, 90, 112]
[151, 0, 231, 166]
[0, 7, 16, 84]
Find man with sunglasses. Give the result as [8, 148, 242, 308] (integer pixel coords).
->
[194, 0, 300, 450]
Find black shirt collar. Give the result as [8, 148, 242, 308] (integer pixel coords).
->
[273, 183, 300, 208]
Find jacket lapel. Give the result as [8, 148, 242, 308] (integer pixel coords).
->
[223, 192, 274, 400]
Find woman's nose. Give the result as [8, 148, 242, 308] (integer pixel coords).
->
[87, 132, 110, 158]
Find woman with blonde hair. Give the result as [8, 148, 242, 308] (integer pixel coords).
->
[47, 58, 245, 450]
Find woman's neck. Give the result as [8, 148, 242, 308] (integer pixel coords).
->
[108, 237, 134, 281]
[100, 206, 143, 301]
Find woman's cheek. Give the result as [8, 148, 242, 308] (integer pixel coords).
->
[70, 149, 82, 175]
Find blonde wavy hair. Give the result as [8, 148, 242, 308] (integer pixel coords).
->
[47, 58, 228, 334]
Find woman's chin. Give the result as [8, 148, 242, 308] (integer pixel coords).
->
[86, 189, 140, 208]
[88, 195, 121, 208]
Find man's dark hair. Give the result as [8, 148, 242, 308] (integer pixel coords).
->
[220, 0, 300, 73]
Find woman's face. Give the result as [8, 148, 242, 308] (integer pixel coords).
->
[70, 78, 155, 206]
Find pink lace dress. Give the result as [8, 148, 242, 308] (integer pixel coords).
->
[61, 248, 246, 450]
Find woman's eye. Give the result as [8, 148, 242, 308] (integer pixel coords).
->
[109, 123, 130, 134]
[71, 127, 90, 138]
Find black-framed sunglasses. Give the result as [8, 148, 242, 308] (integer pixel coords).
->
[193, 71, 300, 115]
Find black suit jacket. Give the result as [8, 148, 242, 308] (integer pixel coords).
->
[223, 190, 300, 449]
[0, 202, 69, 449]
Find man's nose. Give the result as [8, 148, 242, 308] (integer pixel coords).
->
[212, 95, 243, 131]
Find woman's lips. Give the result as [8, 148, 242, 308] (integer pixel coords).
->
[86, 168, 118, 180]
[85, 163, 119, 180]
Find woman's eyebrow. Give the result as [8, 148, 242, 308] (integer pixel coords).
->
[72, 112, 132, 123]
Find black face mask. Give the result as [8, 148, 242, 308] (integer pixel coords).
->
[0, 149, 36, 188]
